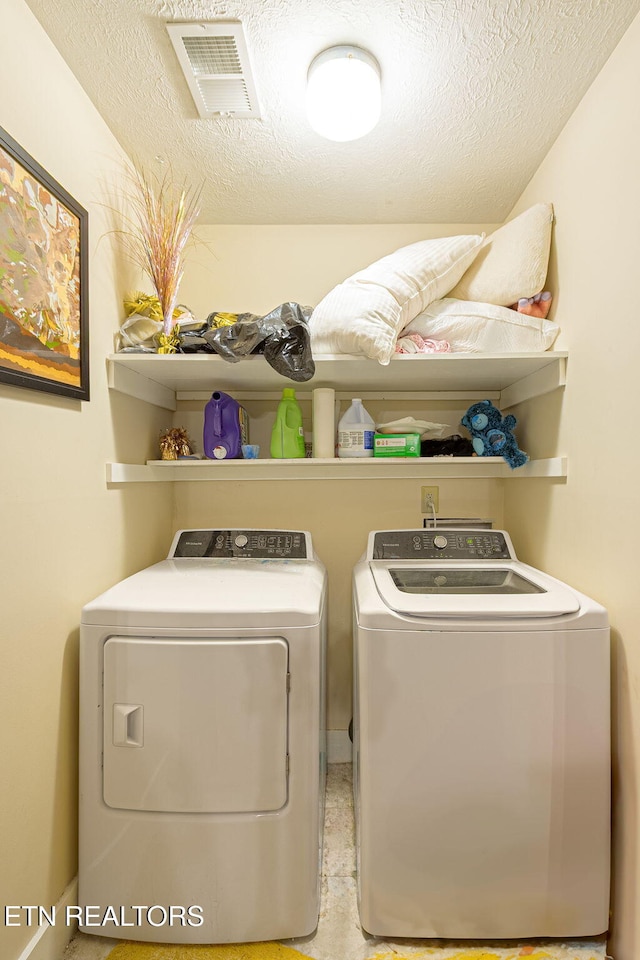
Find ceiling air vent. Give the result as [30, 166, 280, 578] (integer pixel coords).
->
[166, 22, 261, 119]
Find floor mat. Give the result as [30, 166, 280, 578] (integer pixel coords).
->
[104, 942, 607, 960]
[105, 944, 312, 960]
[366, 947, 607, 960]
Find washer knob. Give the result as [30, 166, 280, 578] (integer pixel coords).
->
[433, 535, 448, 550]
[234, 534, 248, 548]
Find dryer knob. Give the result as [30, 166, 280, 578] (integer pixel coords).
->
[433, 535, 448, 550]
[234, 534, 248, 548]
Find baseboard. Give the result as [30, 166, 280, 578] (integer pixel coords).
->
[15, 878, 78, 960]
[327, 729, 352, 763]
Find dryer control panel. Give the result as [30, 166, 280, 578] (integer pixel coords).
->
[171, 529, 309, 559]
[372, 530, 513, 560]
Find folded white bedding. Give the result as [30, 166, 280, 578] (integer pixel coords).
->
[401, 298, 560, 353]
[309, 234, 484, 364]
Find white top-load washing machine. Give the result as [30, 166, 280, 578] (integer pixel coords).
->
[79, 529, 326, 944]
[353, 528, 610, 940]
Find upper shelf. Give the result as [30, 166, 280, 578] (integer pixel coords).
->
[107, 351, 568, 411]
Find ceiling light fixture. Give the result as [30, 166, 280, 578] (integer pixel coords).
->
[306, 45, 381, 142]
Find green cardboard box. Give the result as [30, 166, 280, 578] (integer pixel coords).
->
[373, 433, 421, 457]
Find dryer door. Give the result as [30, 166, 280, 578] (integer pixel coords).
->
[103, 636, 289, 813]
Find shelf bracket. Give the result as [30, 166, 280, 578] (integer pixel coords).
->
[500, 356, 566, 408]
[107, 359, 176, 411]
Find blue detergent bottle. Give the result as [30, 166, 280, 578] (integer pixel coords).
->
[203, 391, 249, 460]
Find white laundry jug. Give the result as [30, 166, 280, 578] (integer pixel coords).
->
[337, 398, 375, 458]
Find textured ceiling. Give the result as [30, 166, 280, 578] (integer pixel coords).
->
[24, 0, 640, 224]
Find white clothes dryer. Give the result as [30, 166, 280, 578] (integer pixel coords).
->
[79, 529, 326, 944]
[353, 528, 610, 940]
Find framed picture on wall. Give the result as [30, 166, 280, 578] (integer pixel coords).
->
[0, 125, 89, 400]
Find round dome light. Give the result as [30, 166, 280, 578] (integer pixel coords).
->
[306, 45, 381, 142]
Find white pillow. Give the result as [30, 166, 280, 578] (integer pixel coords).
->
[448, 203, 554, 306]
[310, 234, 484, 365]
[402, 298, 560, 353]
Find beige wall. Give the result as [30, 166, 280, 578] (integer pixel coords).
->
[503, 11, 640, 958]
[181, 222, 498, 318]
[0, 3, 173, 957]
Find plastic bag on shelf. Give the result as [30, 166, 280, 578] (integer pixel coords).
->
[177, 302, 316, 382]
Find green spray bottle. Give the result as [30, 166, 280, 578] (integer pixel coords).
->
[270, 388, 306, 458]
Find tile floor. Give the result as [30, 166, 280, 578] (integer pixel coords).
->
[62, 764, 608, 960]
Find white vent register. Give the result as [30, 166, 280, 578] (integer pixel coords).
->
[166, 21, 260, 118]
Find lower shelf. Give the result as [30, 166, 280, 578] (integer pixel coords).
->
[106, 457, 567, 483]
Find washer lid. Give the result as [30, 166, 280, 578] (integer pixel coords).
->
[370, 561, 581, 618]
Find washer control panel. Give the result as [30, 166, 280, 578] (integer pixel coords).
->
[172, 529, 308, 559]
[372, 530, 513, 560]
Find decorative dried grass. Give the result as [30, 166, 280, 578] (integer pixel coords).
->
[116, 164, 202, 335]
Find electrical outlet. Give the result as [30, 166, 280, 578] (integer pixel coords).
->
[421, 485, 439, 513]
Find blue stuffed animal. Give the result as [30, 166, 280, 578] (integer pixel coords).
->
[461, 400, 528, 469]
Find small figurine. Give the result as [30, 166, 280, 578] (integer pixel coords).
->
[461, 400, 528, 469]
